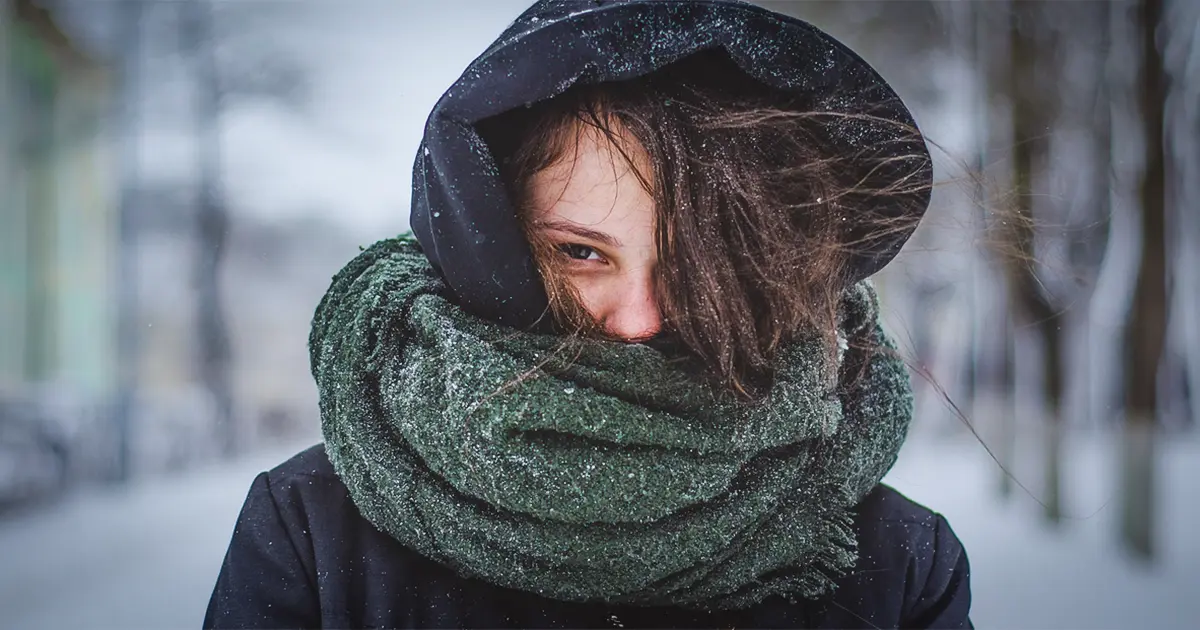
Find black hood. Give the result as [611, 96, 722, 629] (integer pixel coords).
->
[410, 0, 931, 330]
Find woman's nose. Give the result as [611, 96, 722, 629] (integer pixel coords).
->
[602, 274, 662, 342]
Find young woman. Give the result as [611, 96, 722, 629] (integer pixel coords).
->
[205, 1, 972, 628]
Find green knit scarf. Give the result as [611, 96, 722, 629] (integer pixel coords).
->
[310, 236, 912, 611]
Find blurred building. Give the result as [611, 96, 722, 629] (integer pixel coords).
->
[1, 0, 116, 502]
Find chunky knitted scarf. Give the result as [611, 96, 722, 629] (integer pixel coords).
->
[311, 237, 912, 611]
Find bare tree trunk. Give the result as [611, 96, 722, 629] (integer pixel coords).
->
[974, 0, 1022, 501]
[184, 0, 235, 459]
[950, 0, 979, 414]
[997, 300, 1018, 500]
[112, 0, 145, 482]
[1184, 17, 1200, 431]
[1121, 0, 1167, 561]
[971, 0, 1020, 500]
[1088, 0, 1141, 435]
[1007, 1, 1067, 524]
[1082, 0, 1114, 430]
[1040, 311, 1065, 523]
[1162, 0, 1200, 432]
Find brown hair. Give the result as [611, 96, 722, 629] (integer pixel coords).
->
[478, 51, 928, 398]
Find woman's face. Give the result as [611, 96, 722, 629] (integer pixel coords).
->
[526, 126, 662, 342]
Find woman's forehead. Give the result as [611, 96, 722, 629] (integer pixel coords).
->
[528, 124, 653, 218]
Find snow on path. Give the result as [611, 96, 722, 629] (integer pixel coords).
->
[885, 432, 1200, 629]
[0, 440, 313, 630]
[0, 433, 1196, 629]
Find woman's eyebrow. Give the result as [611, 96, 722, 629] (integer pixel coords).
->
[536, 219, 623, 248]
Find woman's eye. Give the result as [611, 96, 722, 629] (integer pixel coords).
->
[558, 243, 602, 261]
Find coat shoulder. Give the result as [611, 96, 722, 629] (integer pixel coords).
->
[824, 483, 972, 629]
[253, 443, 347, 519]
[256, 443, 359, 543]
[266, 443, 338, 481]
[856, 483, 944, 526]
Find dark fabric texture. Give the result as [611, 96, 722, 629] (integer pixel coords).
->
[308, 236, 914, 610]
[203, 445, 973, 629]
[410, 0, 933, 328]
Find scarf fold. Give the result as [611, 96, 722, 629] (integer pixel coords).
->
[311, 237, 912, 610]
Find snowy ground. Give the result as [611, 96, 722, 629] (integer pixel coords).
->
[0, 439, 314, 630]
[0, 432, 1196, 630]
[884, 430, 1200, 630]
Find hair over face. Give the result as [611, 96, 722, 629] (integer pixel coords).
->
[478, 50, 925, 397]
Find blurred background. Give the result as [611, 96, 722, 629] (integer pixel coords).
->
[0, 0, 1196, 628]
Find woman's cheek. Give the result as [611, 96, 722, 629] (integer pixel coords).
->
[568, 273, 613, 318]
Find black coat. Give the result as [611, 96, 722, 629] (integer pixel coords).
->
[204, 445, 971, 629]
